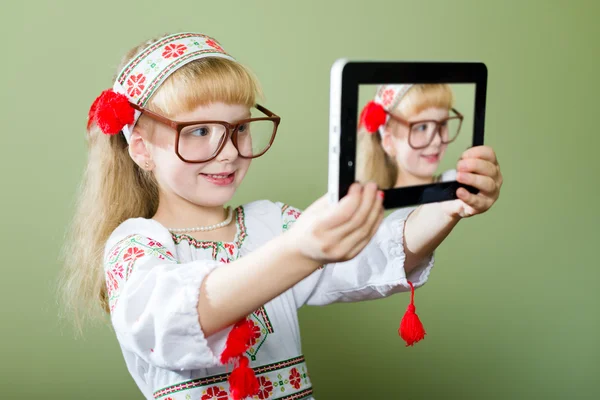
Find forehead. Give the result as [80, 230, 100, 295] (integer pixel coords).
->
[408, 107, 450, 121]
[174, 102, 251, 122]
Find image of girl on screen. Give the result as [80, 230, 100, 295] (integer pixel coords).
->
[356, 84, 462, 189]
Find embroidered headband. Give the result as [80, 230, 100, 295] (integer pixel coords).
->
[359, 84, 414, 135]
[87, 32, 236, 142]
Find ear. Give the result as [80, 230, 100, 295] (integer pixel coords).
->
[128, 127, 153, 170]
[380, 130, 396, 158]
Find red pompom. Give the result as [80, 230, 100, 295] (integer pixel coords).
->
[228, 356, 259, 400]
[87, 95, 102, 130]
[398, 281, 426, 346]
[359, 101, 387, 134]
[87, 89, 135, 135]
[220, 319, 255, 364]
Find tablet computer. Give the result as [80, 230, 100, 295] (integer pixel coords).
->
[328, 59, 487, 209]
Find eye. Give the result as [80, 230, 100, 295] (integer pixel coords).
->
[237, 123, 249, 133]
[189, 126, 209, 137]
[414, 123, 428, 132]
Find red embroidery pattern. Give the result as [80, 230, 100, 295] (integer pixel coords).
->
[289, 368, 302, 390]
[162, 43, 187, 59]
[381, 88, 395, 107]
[105, 234, 176, 312]
[117, 33, 206, 85]
[224, 243, 235, 255]
[205, 39, 224, 52]
[153, 356, 310, 399]
[126, 73, 146, 97]
[254, 307, 274, 334]
[138, 49, 227, 105]
[172, 235, 219, 259]
[281, 204, 301, 232]
[287, 208, 301, 219]
[201, 386, 228, 400]
[171, 206, 247, 265]
[257, 376, 274, 399]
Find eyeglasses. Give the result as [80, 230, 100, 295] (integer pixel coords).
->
[386, 108, 464, 149]
[129, 103, 281, 163]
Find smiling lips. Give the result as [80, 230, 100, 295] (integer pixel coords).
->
[201, 172, 235, 186]
[421, 154, 440, 163]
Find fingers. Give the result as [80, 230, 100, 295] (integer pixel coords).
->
[309, 182, 384, 262]
[457, 157, 498, 178]
[457, 151, 502, 198]
[456, 187, 493, 211]
[318, 183, 363, 230]
[338, 182, 380, 235]
[460, 145, 498, 164]
[336, 187, 384, 256]
[457, 172, 497, 194]
[364, 191, 385, 237]
[343, 209, 385, 259]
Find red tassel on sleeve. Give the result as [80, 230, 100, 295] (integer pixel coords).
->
[228, 356, 260, 400]
[221, 318, 260, 399]
[220, 319, 255, 364]
[399, 281, 426, 346]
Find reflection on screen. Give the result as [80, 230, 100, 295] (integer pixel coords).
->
[356, 83, 475, 189]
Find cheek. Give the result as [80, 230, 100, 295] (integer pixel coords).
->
[153, 151, 195, 185]
[393, 141, 420, 166]
[236, 159, 251, 177]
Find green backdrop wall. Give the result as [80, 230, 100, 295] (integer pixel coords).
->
[1, 0, 598, 399]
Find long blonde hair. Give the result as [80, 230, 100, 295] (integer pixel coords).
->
[59, 34, 262, 334]
[356, 84, 454, 189]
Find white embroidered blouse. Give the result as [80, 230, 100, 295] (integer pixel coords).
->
[104, 200, 435, 400]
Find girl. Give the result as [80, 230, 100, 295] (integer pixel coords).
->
[357, 84, 462, 189]
[61, 32, 502, 400]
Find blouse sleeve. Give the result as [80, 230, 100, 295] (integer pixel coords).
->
[277, 203, 435, 308]
[104, 218, 224, 371]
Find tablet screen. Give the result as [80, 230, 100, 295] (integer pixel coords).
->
[356, 83, 475, 190]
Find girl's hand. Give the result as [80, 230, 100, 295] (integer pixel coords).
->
[285, 182, 385, 265]
[441, 145, 503, 219]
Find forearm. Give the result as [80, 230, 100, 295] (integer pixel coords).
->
[197, 233, 320, 337]
[403, 202, 461, 273]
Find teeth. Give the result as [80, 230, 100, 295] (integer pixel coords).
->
[207, 174, 230, 179]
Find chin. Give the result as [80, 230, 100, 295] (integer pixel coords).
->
[182, 185, 236, 208]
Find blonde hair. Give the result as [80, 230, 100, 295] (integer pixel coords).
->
[356, 84, 454, 189]
[59, 34, 262, 334]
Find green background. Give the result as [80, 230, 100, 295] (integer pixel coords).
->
[357, 83, 475, 180]
[1, 0, 598, 398]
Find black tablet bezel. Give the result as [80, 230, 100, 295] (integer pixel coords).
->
[337, 61, 487, 209]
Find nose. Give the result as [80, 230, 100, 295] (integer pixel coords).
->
[216, 135, 239, 162]
[430, 126, 443, 146]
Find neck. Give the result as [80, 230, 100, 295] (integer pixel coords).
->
[394, 171, 434, 188]
[153, 191, 230, 229]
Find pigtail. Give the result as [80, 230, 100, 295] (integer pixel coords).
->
[58, 125, 159, 334]
[356, 126, 398, 189]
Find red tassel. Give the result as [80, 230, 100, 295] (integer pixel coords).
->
[359, 101, 387, 134]
[228, 356, 259, 400]
[220, 319, 255, 364]
[87, 89, 135, 135]
[399, 281, 426, 346]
